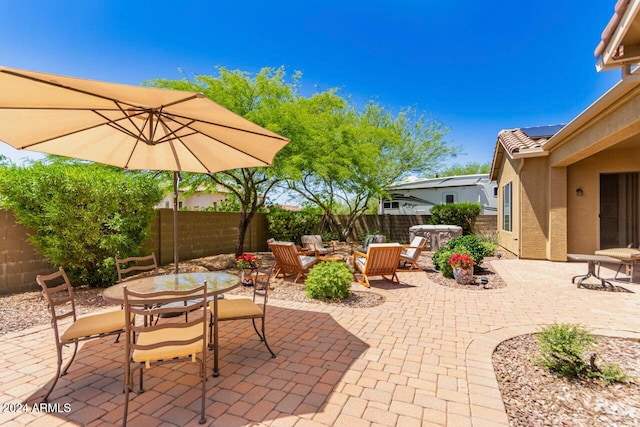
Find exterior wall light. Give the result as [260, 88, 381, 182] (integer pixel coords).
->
[576, 188, 583, 196]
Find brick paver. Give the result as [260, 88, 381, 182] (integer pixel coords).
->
[1, 259, 639, 426]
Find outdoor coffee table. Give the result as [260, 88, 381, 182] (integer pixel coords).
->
[103, 272, 241, 376]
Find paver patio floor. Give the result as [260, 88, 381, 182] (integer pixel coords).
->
[1, 259, 639, 426]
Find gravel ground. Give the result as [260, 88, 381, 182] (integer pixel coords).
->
[493, 334, 640, 426]
[2, 244, 638, 426]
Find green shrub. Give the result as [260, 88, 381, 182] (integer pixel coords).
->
[433, 235, 493, 275]
[0, 159, 163, 287]
[536, 323, 594, 377]
[305, 261, 352, 300]
[266, 206, 321, 243]
[430, 202, 482, 235]
[536, 323, 630, 383]
[449, 235, 493, 266]
[432, 248, 460, 278]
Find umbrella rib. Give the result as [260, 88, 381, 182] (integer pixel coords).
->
[160, 116, 274, 166]
[165, 111, 288, 142]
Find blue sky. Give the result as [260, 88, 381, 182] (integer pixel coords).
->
[0, 0, 622, 169]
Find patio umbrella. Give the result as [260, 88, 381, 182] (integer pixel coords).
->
[0, 66, 290, 272]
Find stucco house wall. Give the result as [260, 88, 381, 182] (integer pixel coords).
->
[567, 140, 640, 254]
[496, 154, 521, 256]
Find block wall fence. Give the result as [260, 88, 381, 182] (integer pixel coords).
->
[0, 209, 496, 295]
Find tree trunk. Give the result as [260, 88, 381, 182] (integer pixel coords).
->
[235, 210, 255, 257]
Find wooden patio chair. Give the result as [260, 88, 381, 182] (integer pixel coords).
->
[122, 282, 208, 426]
[268, 241, 318, 283]
[398, 236, 428, 271]
[352, 234, 386, 254]
[301, 235, 335, 256]
[353, 243, 404, 287]
[36, 267, 131, 403]
[115, 253, 158, 283]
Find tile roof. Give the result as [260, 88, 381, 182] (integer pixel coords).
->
[496, 128, 549, 156]
[594, 0, 630, 58]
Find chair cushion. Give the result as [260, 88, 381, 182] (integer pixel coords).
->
[403, 236, 426, 260]
[61, 310, 130, 342]
[213, 298, 263, 320]
[132, 322, 206, 364]
[299, 255, 317, 268]
[355, 257, 366, 271]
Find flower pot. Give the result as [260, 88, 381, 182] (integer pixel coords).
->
[241, 268, 257, 286]
[452, 267, 473, 285]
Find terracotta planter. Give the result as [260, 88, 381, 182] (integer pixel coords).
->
[452, 267, 473, 285]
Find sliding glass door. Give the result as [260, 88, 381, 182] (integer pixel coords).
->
[599, 172, 639, 248]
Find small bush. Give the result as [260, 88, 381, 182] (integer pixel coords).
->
[536, 323, 594, 377]
[433, 247, 469, 278]
[433, 235, 493, 276]
[305, 261, 352, 300]
[430, 202, 481, 235]
[535, 323, 629, 383]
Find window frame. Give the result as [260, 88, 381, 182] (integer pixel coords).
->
[502, 182, 512, 232]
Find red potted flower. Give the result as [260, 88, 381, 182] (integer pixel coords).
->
[237, 253, 260, 285]
[447, 253, 475, 284]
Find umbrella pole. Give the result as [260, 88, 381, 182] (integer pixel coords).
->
[173, 172, 179, 274]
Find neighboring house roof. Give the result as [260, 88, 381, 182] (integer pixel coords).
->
[387, 174, 491, 191]
[595, 0, 640, 71]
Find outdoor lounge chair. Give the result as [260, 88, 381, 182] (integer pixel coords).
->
[352, 234, 386, 254]
[209, 268, 276, 363]
[36, 267, 131, 403]
[268, 241, 318, 283]
[353, 243, 404, 287]
[301, 235, 335, 256]
[399, 236, 428, 271]
[122, 282, 208, 426]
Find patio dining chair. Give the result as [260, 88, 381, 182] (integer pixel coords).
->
[399, 236, 428, 271]
[115, 253, 158, 283]
[209, 268, 276, 369]
[36, 267, 131, 403]
[122, 282, 208, 426]
[353, 243, 404, 287]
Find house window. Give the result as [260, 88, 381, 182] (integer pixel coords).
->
[383, 201, 399, 209]
[502, 182, 512, 232]
[444, 193, 455, 204]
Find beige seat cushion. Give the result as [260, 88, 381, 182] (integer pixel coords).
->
[132, 322, 206, 364]
[61, 310, 130, 342]
[211, 299, 263, 320]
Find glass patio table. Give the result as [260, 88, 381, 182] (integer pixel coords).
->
[103, 272, 241, 376]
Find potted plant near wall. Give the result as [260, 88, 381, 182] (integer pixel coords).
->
[447, 253, 475, 285]
[236, 253, 260, 286]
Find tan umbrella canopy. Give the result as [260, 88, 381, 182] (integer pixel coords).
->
[0, 66, 290, 272]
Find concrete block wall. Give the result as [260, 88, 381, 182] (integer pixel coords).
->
[145, 210, 270, 266]
[0, 209, 495, 295]
[0, 210, 54, 295]
[0, 209, 271, 295]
